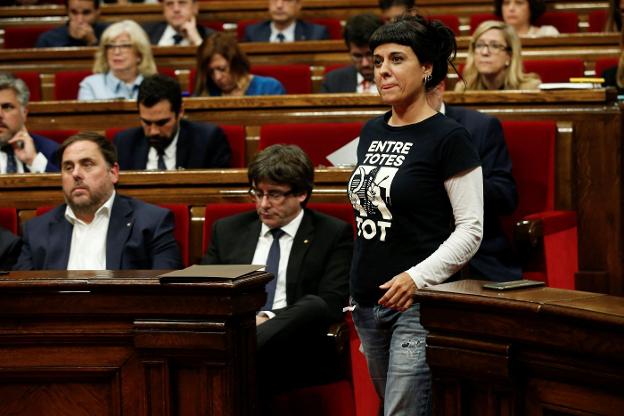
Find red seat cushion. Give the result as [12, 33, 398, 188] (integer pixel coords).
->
[4, 25, 54, 49]
[470, 13, 499, 33]
[54, 70, 92, 100]
[523, 58, 585, 83]
[13, 71, 42, 102]
[595, 57, 619, 78]
[251, 64, 312, 94]
[259, 122, 363, 166]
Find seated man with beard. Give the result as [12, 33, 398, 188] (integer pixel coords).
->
[14, 132, 182, 270]
[113, 74, 231, 170]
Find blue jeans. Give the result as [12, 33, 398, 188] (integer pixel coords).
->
[352, 302, 432, 416]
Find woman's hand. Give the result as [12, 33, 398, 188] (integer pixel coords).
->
[378, 272, 417, 311]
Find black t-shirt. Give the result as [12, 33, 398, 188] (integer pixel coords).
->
[348, 111, 481, 306]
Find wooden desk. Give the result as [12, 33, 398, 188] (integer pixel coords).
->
[415, 280, 624, 415]
[0, 269, 272, 416]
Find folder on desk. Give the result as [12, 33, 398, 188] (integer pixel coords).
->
[159, 264, 265, 283]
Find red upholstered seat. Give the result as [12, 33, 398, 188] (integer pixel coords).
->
[595, 57, 619, 78]
[251, 64, 312, 94]
[536, 11, 579, 33]
[523, 58, 585, 83]
[588, 9, 608, 32]
[158, 67, 177, 80]
[0, 208, 18, 235]
[502, 120, 578, 289]
[31, 129, 79, 144]
[13, 71, 42, 102]
[3, 25, 54, 49]
[54, 70, 92, 100]
[105, 128, 124, 141]
[198, 20, 226, 32]
[159, 203, 190, 266]
[469, 13, 499, 33]
[427, 14, 460, 35]
[258, 122, 363, 166]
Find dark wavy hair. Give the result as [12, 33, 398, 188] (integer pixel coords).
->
[494, 0, 546, 25]
[369, 14, 457, 92]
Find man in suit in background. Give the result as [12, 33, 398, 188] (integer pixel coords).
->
[427, 81, 522, 281]
[321, 13, 383, 94]
[14, 132, 182, 271]
[379, 0, 415, 21]
[0, 226, 21, 270]
[144, 0, 211, 46]
[36, 0, 108, 47]
[0, 73, 59, 174]
[114, 74, 231, 170]
[243, 0, 329, 42]
[201, 145, 352, 408]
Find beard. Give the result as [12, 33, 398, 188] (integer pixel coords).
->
[64, 181, 112, 220]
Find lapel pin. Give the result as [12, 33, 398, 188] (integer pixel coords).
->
[126, 222, 132, 227]
[304, 239, 310, 244]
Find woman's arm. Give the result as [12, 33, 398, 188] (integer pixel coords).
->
[379, 166, 484, 310]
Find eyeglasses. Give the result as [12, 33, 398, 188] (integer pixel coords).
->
[474, 42, 510, 54]
[140, 117, 173, 127]
[249, 188, 294, 203]
[351, 52, 373, 63]
[105, 43, 134, 52]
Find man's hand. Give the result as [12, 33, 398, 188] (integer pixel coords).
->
[378, 272, 417, 312]
[256, 314, 270, 326]
[9, 126, 37, 167]
[68, 21, 97, 46]
[179, 16, 202, 46]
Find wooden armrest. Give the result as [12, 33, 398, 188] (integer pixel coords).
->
[326, 320, 348, 355]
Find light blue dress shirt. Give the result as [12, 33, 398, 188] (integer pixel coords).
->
[78, 72, 144, 101]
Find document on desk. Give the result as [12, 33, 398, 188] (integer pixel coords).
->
[159, 264, 265, 283]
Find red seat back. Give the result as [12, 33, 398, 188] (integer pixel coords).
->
[536, 11, 579, 33]
[595, 57, 619, 78]
[470, 13, 499, 33]
[160, 203, 190, 266]
[588, 9, 608, 32]
[54, 70, 92, 100]
[428, 14, 460, 35]
[0, 208, 18, 235]
[202, 202, 355, 253]
[502, 120, 556, 223]
[523, 58, 585, 83]
[31, 129, 80, 144]
[258, 122, 363, 166]
[251, 64, 312, 94]
[3, 25, 54, 49]
[220, 124, 246, 168]
[13, 71, 42, 101]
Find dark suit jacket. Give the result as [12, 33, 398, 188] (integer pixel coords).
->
[446, 105, 522, 282]
[14, 194, 182, 270]
[113, 120, 231, 170]
[243, 20, 329, 42]
[32, 133, 60, 173]
[144, 21, 212, 45]
[320, 65, 358, 93]
[201, 209, 352, 340]
[0, 226, 21, 270]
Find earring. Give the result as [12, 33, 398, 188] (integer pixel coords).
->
[424, 73, 432, 84]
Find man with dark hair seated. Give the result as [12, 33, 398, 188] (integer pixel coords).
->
[36, 0, 108, 47]
[379, 0, 415, 21]
[201, 144, 352, 411]
[321, 13, 384, 93]
[114, 74, 231, 170]
[0, 73, 59, 174]
[14, 132, 183, 271]
[243, 0, 329, 42]
[144, 0, 212, 46]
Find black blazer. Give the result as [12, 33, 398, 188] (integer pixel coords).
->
[446, 105, 522, 282]
[243, 20, 329, 42]
[201, 208, 352, 341]
[144, 21, 212, 45]
[14, 195, 182, 271]
[320, 65, 358, 93]
[0, 226, 21, 270]
[113, 120, 231, 170]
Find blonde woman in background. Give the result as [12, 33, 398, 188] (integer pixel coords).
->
[78, 20, 157, 100]
[455, 20, 541, 91]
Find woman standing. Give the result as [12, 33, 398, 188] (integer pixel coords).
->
[348, 15, 484, 416]
[456, 20, 541, 91]
[78, 20, 157, 100]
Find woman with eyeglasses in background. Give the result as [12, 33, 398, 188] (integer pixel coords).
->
[78, 20, 157, 100]
[194, 32, 285, 97]
[455, 20, 541, 91]
[494, 0, 559, 37]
